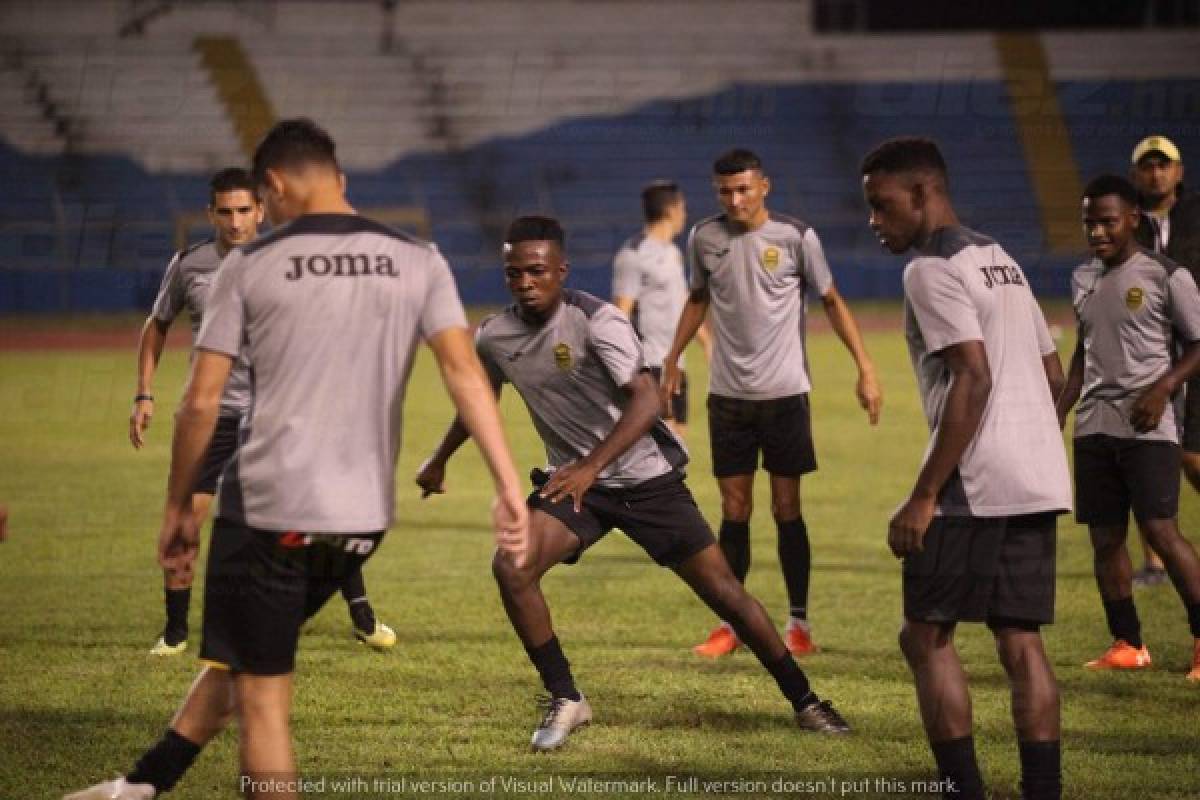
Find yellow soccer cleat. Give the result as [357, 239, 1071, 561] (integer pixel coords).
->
[354, 620, 396, 651]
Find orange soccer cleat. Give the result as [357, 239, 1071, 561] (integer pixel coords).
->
[1187, 639, 1200, 683]
[1084, 640, 1152, 670]
[693, 624, 739, 658]
[784, 621, 820, 656]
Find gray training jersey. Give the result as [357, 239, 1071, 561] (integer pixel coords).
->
[903, 225, 1071, 517]
[1071, 248, 1200, 443]
[476, 289, 687, 488]
[688, 212, 834, 399]
[611, 233, 687, 369]
[151, 239, 253, 416]
[196, 213, 468, 532]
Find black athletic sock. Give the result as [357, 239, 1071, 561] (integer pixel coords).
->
[718, 520, 751, 584]
[341, 570, 375, 631]
[764, 652, 815, 711]
[126, 728, 201, 793]
[1102, 596, 1142, 648]
[1186, 602, 1200, 639]
[525, 635, 580, 701]
[776, 517, 810, 619]
[164, 588, 190, 644]
[929, 736, 985, 799]
[1018, 740, 1062, 800]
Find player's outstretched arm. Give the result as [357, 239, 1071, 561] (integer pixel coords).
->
[889, 340, 990, 558]
[160, 349, 232, 572]
[1056, 338, 1085, 430]
[130, 316, 171, 449]
[821, 288, 882, 425]
[661, 288, 710, 415]
[427, 326, 528, 565]
[540, 370, 661, 512]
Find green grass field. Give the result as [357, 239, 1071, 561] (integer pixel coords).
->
[2, 316, 1199, 799]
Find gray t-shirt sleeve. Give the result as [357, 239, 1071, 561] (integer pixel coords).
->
[589, 306, 645, 388]
[195, 249, 246, 358]
[150, 252, 185, 323]
[419, 250, 469, 340]
[686, 226, 709, 293]
[611, 247, 642, 301]
[904, 259, 983, 353]
[1167, 268, 1200, 343]
[473, 322, 506, 390]
[800, 228, 835, 300]
[1029, 294, 1057, 356]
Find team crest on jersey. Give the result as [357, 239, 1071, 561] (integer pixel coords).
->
[1125, 287, 1144, 311]
[762, 246, 781, 272]
[553, 342, 573, 371]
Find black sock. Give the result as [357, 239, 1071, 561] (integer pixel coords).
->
[1186, 602, 1200, 639]
[718, 520, 750, 583]
[127, 728, 201, 793]
[1018, 740, 1061, 800]
[929, 736, 985, 799]
[525, 635, 580, 701]
[1102, 596, 1142, 648]
[777, 517, 810, 619]
[164, 588, 190, 644]
[341, 570, 375, 631]
[764, 653, 814, 711]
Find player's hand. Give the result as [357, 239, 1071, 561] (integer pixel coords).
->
[857, 368, 883, 425]
[130, 398, 155, 449]
[887, 494, 936, 559]
[492, 486, 531, 569]
[157, 504, 200, 573]
[539, 460, 599, 513]
[660, 363, 683, 419]
[415, 456, 447, 498]
[1130, 383, 1170, 433]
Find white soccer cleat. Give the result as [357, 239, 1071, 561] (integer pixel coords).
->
[63, 777, 156, 800]
[353, 620, 397, 651]
[530, 693, 592, 752]
[148, 636, 187, 656]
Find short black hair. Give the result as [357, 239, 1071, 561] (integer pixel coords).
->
[860, 137, 948, 180]
[208, 167, 257, 206]
[713, 148, 763, 176]
[641, 180, 682, 223]
[251, 118, 338, 186]
[1083, 174, 1138, 208]
[505, 215, 565, 248]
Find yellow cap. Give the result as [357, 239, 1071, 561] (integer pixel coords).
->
[1132, 135, 1182, 165]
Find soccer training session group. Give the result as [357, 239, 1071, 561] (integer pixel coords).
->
[60, 120, 1200, 800]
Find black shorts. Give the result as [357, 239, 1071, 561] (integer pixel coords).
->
[528, 469, 715, 568]
[903, 512, 1057, 626]
[1183, 378, 1200, 454]
[1074, 434, 1181, 525]
[194, 415, 241, 496]
[707, 393, 817, 478]
[648, 366, 689, 425]
[200, 518, 384, 675]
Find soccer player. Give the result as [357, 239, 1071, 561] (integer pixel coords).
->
[661, 148, 882, 658]
[611, 180, 709, 438]
[861, 137, 1070, 800]
[65, 119, 528, 800]
[1129, 135, 1200, 585]
[130, 167, 395, 655]
[1056, 174, 1200, 681]
[416, 216, 851, 751]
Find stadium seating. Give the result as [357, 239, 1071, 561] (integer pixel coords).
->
[0, 1, 1197, 310]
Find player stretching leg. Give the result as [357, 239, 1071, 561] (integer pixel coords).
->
[417, 216, 850, 753]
